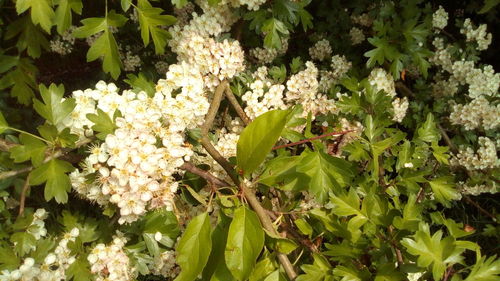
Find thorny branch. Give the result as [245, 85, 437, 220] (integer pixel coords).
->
[200, 81, 298, 280]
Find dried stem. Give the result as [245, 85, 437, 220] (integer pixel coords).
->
[272, 130, 354, 150]
[224, 86, 251, 125]
[0, 138, 17, 152]
[179, 162, 230, 187]
[18, 174, 31, 217]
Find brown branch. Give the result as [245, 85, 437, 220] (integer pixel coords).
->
[272, 130, 354, 150]
[437, 123, 458, 154]
[224, 86, 251, 126]
[242, 184, 298, 280]
[388, 225, 404, 266]
[463, 195, 497, 222]
[179, 162, 230, 187]
[200, 82, 298, 280]
[18, 174, 30, 217]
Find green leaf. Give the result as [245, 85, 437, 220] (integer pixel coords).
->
[225, 206, 265, 281]
[432, 143, 449, 165]
[0, 246, 20, 271]
[175, 212, 212, 281]
[0, 111, 8, 134]
[479, 0, 500, 14]
[0, 56, 38, 104]
[121, 0, 132, 11]
[262, 18, 289, 49]
[143, 233, 160, 257]
[86, 109, 118, 140]
[74, 12, 127, 79]
[172, 0, 188, 9]
[136, 0, 176, 54]
[296, 254, 333, 281]
[296, 150, 354, 203]
[249, 254, 275, 281]
[415, 113, 440, 143]
[5, 16, 49, 59]
[54, 0, 83, 34]
[464, 255, 500, 281]
[66, 255, 93, 281]
[428, 177, 459, 206]
[10, 232, 36, 256]
[202, 217, 234, 281]
[16, 0, 55, 33]
[29, 159, 75, 203]
[33, 83, 75, 127]
[402, 223, 464, 281]
[264, 270, 287, 281]
[9, 134, 47, 167]
[87, 30, 122, 79]
[0, 55, 19, 73]
[124, 73, 156, 97]
[237, 109, 290, 176]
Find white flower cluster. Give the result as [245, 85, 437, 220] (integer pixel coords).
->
[286, 62, 337, 118]
[451, 61, 499, 99]
[169, 3, 245, 89]
[28, 208, 48, 240]
[457, 182, 498, 196]
[250, 39, 288, 65]
[216, 0, 267, 10]
[206, 130, 240, 179]
[431, 74, 458, 96]
[451, 137, 499, 170]
[351, 13, 372, 27]
[309, 39, 332, 61]
[461, 18, 492, 51]
[330, 55, 352, 79]
[173, 2, 195, 27]
[50, 26, 76, 55]
[391, 97, 409, 123]
[0, 228, 80, 281]
[88, 235, 132, 281]
[242, 67, 287, 119]
[450, 96, 500, 131]
[122, 50, 141, 72]
[368, 68, 396, 98]
[69, 63, 209, 224]
[429, 38, 453, 72]
[349, 27, 365, 45]
[432, 6, 448, 30]
[149, 250, 179, 278]
[155, 61, 169, 76]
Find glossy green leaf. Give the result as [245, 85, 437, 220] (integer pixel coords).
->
[10, 232, 36, 256]
[29, 159, 75, 203]
[237, 109, 290, 176]
[262, 18, 289, 49]
[225, 206, 265, 281]
[175, 212, 212, 281]
[121, 0, 132, 11]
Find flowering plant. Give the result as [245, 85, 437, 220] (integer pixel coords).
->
[0, 0, 499, 280]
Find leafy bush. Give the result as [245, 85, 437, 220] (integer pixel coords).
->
[0, 0, 499, 280]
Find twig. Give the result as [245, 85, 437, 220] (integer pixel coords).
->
[463, 195, 497, 222]
[224, 86, 251, 125]
[179, 162, 230, 187]
[272, 130, 354, 150]
[0, 138, 93, 181]
[437, 123, 457, 153]
[241, 184, 298, 280]
[199, 82, 298, 280]
[388, 225, 404, 266]
[18, 174, 31, 217]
